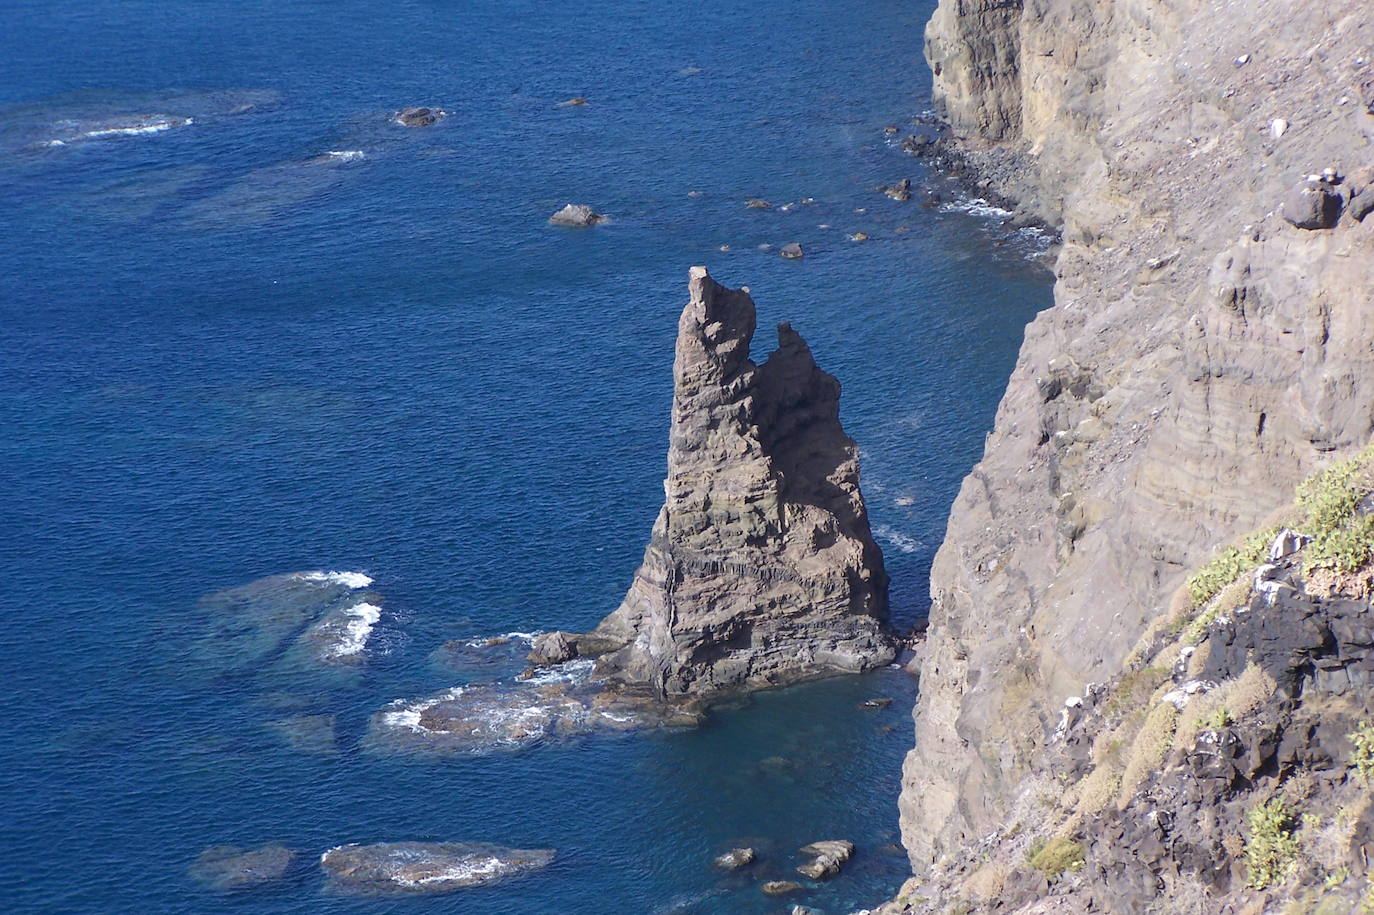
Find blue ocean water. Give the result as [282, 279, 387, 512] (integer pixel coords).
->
[0, 1, 1052, 911]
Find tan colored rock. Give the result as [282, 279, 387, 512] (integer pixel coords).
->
[585, 267, 894, 698]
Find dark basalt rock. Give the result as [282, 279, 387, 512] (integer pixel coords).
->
[1280, 178, 1343, 229]
[395, 107, 445, 127]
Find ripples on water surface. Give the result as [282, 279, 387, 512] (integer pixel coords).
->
[0, 0, 1052, 911]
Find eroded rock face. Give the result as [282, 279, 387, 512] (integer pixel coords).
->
[586, 267, 894, 698]
[320, 842, 554, 895]
[904, 0, 1374, 884]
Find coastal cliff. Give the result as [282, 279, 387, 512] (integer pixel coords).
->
[894, 0, 1374, 911]
[587, 267, 895, 698]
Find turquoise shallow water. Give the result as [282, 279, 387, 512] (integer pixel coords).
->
[0, 1, 1052, 911]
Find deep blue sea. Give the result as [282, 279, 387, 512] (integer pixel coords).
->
[0, 1, 1052, 911]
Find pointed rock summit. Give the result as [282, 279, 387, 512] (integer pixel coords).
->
[584, 266, 895, 698]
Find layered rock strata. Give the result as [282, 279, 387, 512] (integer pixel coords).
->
[586, 266, 895, 698]
[903, 0, 1374, 890]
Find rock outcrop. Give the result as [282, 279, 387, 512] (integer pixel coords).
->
[897, 0, 1374, 906]
[320, 842, 554, 895]
[584, 267, 895, 698]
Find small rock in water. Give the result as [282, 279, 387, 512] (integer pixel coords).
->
[687, 189, 703, 197]
[882, 178, 912, 202]
[528, 631, 577, 666]
[719, 244, 730, 252]
[796, 839, 854, 880]
[762, 880, 804, 896]
[190, 843, 295, 891]
[894, 225, 910, 234]
[714, 847, 756, 870]
[779, 242, 803, 259]
[860, 697, 893, 709]
[558, 96, 588, 107]
[849, 232, 869, 242]
[320, 841, 555, 895]
[746, 198, 772, 209]
[883, 125, 899, 135]
[548, 204, 607, 227]
[791, 907, 822, 915]
[395, 106, 446, 127]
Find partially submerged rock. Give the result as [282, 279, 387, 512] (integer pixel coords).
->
[558, 96, 588, 107]
[745, 198, 772, 209]
[320, 841, 554, 895]
[527, 631, 577, 666]
[548, 203, 607, 227]
[796, 839, 854, 879]
[714, 847, 756, 870]
[395, 107, 445, 127]
[881, 178, 912, 201]
[779, 242, 804, 259]
[369, 656, 704, 754]
[580, 267, 894, 699]
[762, 880, 804, 896]
[190, 843, 295, 891]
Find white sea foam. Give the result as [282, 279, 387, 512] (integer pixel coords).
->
[44, 139, 66, 147]
[381, 687, 464, 732]
[328, 602, 382, 657]
[324, 149, 365, 162]
[875, 524, 922, 554]
[940, 196, 1014, 220]
[82, 117, 191, 139]
[298, 570, 373, 588]
[405, 856, 505, 886]
[461, 630, 538, 648]
[520, 658, 595, 686]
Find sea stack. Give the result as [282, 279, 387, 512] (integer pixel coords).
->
[584, 266, 895, 698]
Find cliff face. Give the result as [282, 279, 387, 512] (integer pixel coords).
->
[588, 267, 895, 698]
[903, 0, 1374, 888]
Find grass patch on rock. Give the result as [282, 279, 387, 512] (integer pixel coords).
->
[1026, 835, 1085, 877]
[1246, 797, 1300, 890]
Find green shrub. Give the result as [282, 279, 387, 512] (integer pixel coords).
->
[1349, 722, 1374, 785]
[1299, 445, 1374, 575]
[1199, 707, 1232, 730]
[1027, 836, 1086, 877]
[1187, 528, 1279, 606]
[1245, 798, 1300, 890]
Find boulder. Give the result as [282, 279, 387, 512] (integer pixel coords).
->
[882, 179, 912, 202]
[714, 847, 756, 870]
[780, 242, 804, 259]
[1280, 179, 1343, 229]
[796, 839, 854, 879]
[548, 204, 606, 227]
[1348, 168, 1374, 222]
[527, 631, 577, 666]
[849, 232, 870, 242]
[746, 198, 772, 209]
[190, 843, 294, 890]
[762, 880, 804, 896]
[395, 107, 445, 127]
[320, 841, 555, 895]
[580, 268, 895, 699]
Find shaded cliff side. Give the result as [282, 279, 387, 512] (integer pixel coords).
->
[898, 0, 1374, 905]
[587, 267, 895, 698]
